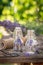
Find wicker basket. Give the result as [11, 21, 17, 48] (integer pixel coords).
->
[0, 38, 14, 50]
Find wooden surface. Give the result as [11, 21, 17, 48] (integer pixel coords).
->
[0, 54, 43, 63]
[0, 36, 43, 64]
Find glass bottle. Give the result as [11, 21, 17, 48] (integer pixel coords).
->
[25, 30, 38, 54]
[13, 27, 23, 52]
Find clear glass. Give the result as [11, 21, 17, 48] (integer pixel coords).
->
[13, 27, 23, 52]
[25, 30, 38, 54]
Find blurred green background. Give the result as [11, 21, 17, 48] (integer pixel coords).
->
[0, 0, 43, 34]
[0, 0, 43, 37]
[0, 0, 43, 22]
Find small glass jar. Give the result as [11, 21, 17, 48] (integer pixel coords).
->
[25, 30, 38, 54]
[13, 27, 23, 52]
